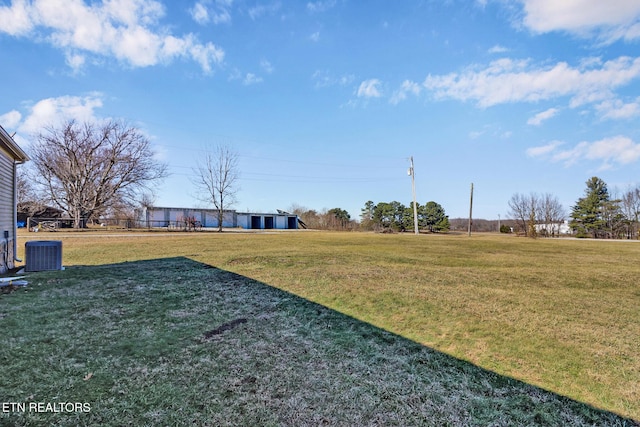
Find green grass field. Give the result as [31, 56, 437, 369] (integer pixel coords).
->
[1, 230, 639, 425]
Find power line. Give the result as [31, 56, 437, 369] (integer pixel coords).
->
[156, 143, 407, 170]
[166, 166, 406, 183]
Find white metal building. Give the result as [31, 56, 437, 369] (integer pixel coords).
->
[140, 207, 298, 230]
[534, 220, 572, 236]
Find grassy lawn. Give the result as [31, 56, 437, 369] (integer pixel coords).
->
[1, 230, 639, 425]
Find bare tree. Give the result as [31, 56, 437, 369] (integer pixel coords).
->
[16, 164, 46, 216]
[621, 186, 640, 239]
[29, 120, 168, 228]
[508, 193, 531, 236]
[509, 192, 566, 237]
[508, 192, 544, 237]
[192, 145, 240, 232]
[539, 193, 565, 237]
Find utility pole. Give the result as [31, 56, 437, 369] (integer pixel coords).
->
[408, 156, 418, 235]
[498, 214, 501, 233]
[468, 182, 474, 237]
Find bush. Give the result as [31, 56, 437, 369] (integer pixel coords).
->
[500, 225, 512, 233]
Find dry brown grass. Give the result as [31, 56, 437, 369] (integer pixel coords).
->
[11, 229, 640, 422]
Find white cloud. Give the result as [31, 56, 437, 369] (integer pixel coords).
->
[488, 45, 508, 54]
[421, 56, 640, 108]
[190, 0, 233, 25]
[596, 98, 640, 120]
[527, 107, 559, 125]
[526, 140, 563, 157]
[229, 68, 265, 85]
[357, 79, 382, 98]
[0, 110, 23, 129]
[190, 2, 210, 25]
[390, 80, 422, 105]
[529, 136, 640, 168]
[0, 0, 224, 73]
[151, 33, 223, 73]
[248, 2, 281, 20]
[260, 60, 274, 74]
[0, 0, 33, 35]
[603, 22, 640, 43]
[243, 73, 263, 85]
[469, 130, 484, 139]
[20, 94, 104, 135]
[311, 70, 354, 88]
[583, 136, 640, 165]
[307, 0, 336, 13]
[339, 75, 354, 86]
[310, 31, 320, 42]
[518, 0, 640, 42]
[65, 52, 86, 72]
[0, 94, 105, 147]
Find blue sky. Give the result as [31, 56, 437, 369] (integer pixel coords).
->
[2, 0, 640, 221]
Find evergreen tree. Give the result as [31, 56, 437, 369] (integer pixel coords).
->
[372, 202, 394, 230]
[373, 201, 406, 231]
[328, 207, 351, 229]
[570, 177, 610, 238]
[403, 202, 420, 231]
[360, 200, 375, 230]
[422, 201, 450, 232]
[370, 200, 448, 233]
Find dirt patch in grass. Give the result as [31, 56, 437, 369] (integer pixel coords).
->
[1, 256, 637, 426]
[203, 318, 248, 339]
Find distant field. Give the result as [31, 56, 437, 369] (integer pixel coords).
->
[5, 230, 640, 424]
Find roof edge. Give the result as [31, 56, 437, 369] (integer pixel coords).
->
[0, 125, 29, 162]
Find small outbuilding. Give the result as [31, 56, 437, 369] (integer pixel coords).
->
[236, 212, 299, 230]
[0, 125, 29, 274]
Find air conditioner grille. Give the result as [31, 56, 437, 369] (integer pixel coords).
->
[25, 240, 63, 272]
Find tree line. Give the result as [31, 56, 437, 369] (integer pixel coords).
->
[287, 206, 356, 230]
[360, 200, 450, 233]
[20, 121, 638, 238]
[509, 176, 640, 239]
[570, 177, 640, 239]
[289, 201, 450, 233]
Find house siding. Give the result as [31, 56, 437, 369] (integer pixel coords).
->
[0, 126, 28, 274]
[0, 146, 15, 273]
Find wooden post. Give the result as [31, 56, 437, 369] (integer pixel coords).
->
[468, 183, 474, 237]
[409, 156, 418, 235]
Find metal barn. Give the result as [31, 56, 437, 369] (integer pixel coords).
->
[140, 207, 298, 230]
[236, 212, 298, 230]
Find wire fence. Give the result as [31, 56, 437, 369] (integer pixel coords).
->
[25, 217, 206, 232]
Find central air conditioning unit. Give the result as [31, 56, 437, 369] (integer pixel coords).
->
[25, 240, 63, 272]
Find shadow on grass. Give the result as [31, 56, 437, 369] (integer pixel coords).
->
[1, 257, 637, 427]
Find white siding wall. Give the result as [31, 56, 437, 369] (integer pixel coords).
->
[0, 148, 14, 273]
[204, 211, 217, 227]
[149, 209, 167, 224]
[236, 213, 250, 229]
[144, 207, 236, 228]
[142, 208, 296, 230]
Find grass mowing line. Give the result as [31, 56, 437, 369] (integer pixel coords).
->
[10, 230, 640, 422]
